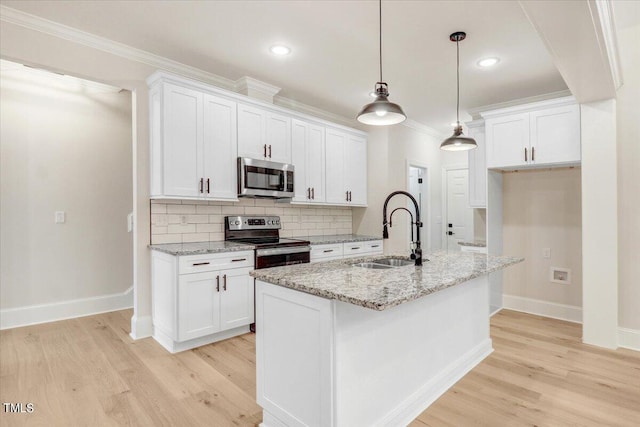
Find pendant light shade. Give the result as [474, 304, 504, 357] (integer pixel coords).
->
[440, 31, 476, 151]
[357, 82, 406, 125]
[357, 0, 406, 126]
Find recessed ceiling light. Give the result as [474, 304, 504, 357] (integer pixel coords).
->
[477, 57, 500, 67]
[270, 45, 291, 56]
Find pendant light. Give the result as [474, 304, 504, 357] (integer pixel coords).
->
[357, 0, 406, 126]
[440, 32, 477, 151]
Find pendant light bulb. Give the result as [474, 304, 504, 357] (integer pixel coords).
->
[440, 31, 477, 151]
[357, 0, 406, 126]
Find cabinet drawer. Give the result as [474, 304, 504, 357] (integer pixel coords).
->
[179, 251, 254, 274]
[364, 240, 383, 254]
[343, 242, 369, 257]
[310, 243, 344, 262]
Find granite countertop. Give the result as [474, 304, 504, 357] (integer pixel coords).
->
[251, 250, 523, 311]
[149, 241, 254, 256]
[457, 241, 487, 248]
[307, 234, 382, 245]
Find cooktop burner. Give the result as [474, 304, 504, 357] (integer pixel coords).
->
[224, 216, 310, 248]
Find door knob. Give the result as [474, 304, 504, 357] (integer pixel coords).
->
[447, 231, 455, 235]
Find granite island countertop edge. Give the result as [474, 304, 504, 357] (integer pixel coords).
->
[251, 251, 524, 311]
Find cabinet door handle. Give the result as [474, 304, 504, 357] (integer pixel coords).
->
[351, 246, 360, 250]
[307, 187, 311, 199]
[371, 245, 380, 248]
[231, 258, 247, 262]
[192, 262, 210, 266]
[311, 187, 315, 200]
[216, 275, 220, 292]
[532, 146, 535, 162]
[268, 145, 272, 158]
[206, 178, 210, 194]
[346, 191, 349, 202]
[263, 144, 267, 157]
[349, 191, 352, 202]
[524, 147, 528, 162]
[199, 178, 204, 193]
[323, 249, 334, 253]
[223, 274, 227, 291]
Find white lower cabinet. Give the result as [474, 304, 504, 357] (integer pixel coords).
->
[310, 240, 383, 263]
[151, 250, 254, 353]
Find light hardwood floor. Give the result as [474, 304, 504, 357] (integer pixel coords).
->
[1, 309, 638, 426]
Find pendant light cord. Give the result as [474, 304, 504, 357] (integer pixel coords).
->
[379, 0, 383, 82]
[456, 37, 460, 124]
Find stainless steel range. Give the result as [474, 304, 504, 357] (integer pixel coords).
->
[225, 215, 310, 268]
[225, 215, 310, 332]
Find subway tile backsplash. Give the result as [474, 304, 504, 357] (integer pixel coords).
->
[150, 198, 353, 244]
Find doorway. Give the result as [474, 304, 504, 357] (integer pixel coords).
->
[442, 166, 473, 251]
[406, 163, 430, 251]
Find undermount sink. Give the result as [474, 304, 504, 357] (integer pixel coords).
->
[352, 262, 393, 270]
[352, 257, 414, 269]
[371, 258, 414, 267]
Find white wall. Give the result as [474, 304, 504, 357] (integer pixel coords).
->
[502, 168, 582, 309]
[353, 125, 467, 254]
[615, 21, 640, 332]
[0, 65, 133, 323]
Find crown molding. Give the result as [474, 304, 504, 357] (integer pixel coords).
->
[0, 5, 359, 127]
[0, 5, 238, 91]
[234, 76, 281, 103]
[593, 0, 623, 90]
[467, 89, 573, 119]
[401, 119, 446, 139]
[273, 96, 361, 129]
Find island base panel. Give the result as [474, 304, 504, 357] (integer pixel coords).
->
[256, 276, 492, 427]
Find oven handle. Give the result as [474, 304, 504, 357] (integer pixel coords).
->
[256, 246, 311, 257]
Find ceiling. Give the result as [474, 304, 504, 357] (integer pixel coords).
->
[1, 0, 572, 133]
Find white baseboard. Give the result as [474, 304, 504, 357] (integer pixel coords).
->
[503, 294, 582, 323]
[0, 286, 133, 330]
[618, 327, 640, 351]
[379, 339, 494, 427]
[130, 314, 153, 340]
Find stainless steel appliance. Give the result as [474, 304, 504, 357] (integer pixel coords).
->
[237, 157, 294, 198]
[225, 215, 310, 331]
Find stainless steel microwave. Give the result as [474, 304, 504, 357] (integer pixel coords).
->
[237, 157, 294, 198]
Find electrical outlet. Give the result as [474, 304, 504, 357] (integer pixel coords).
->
[542, 248, 551, 258]
[55, 211, 65, 224]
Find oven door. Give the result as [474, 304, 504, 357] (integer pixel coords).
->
[238, 157, 294, 198]
[255, 246, 310, 269]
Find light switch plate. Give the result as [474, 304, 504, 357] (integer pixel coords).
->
[55, 211, 65, 224]
[542, 248, 551, 258]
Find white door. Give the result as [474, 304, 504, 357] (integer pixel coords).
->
[408, 166, 427, 249]
[291, 119, 309, 202]
[219, 268, 254, 330]
[325, 128, 346, 204]
[178, 271, 221, 341]
[346, 135, 367, 206]
[485, 113, 529, 169]
[203, 94, 237, 199]
[445, 169, 473, 251]
[162, 83, 203, 198]
[265, 112, 291, 164]
[530, 104, 581, 165]
[237, 103, 266, 160]
[306, 124, 325, 203]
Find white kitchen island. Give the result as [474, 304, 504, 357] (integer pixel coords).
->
[251, 251, 522, 427]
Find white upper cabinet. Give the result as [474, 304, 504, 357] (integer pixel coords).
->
[484, 97, 580, 170]
[148, 71, 367, 206]
[292, 119, 326, 204]
[150, 80, 238, 200]
[466, 121, 487, 208]
[325, 128, 367, 206]
[237, 103, 292, 164]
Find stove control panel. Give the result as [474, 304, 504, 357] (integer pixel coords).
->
[225, 215, 281, 230]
